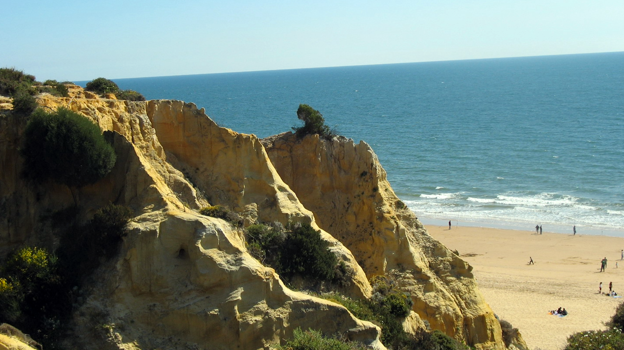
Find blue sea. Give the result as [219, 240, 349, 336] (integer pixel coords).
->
[96, 52, 624, 236]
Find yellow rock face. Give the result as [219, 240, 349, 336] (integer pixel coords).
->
[1, 92, 382, 349]
[262, 132, 513, 350]
[0, 86, 523, 349]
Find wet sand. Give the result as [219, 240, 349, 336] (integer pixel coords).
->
[427, 224, 624, 350]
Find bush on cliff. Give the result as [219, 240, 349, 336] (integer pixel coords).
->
[277, 328, 367, 350]
[85, 77, 119, 95]
[41, 79, 69, 97]
[21, 107, 116, 187]
[85, 77, 146, 101]
[199, 205, 243, 227]
[11, 89, 38, 117]
[116, 89, 146, 101]
[292, 104, 337, 140]
[0, 68, 36, 97]
[279, 222, 338, 281]
[0, 247, 66, 345]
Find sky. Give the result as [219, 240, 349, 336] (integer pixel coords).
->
[1, 0, 623, 82]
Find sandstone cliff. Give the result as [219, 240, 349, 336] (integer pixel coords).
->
[0, 86, 526, 349]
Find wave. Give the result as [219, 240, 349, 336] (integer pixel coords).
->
[420, 192, 461, 200]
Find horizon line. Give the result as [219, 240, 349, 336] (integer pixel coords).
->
[74, 50, 624, 83]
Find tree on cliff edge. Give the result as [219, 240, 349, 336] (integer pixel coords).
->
[292, 104, 336, 140]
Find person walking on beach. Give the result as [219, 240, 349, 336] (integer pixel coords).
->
[539, 225, 543, 235]
[449, 220, 452, 230]
[621, 249, 623, 260]
[536, 225, 539, 234]
[528, 257, 534, 265]
[573, 226, 576, 235]
[601, 257, 608, 272]
[600, 282, 603, 294]
[609, 282, 613, 293]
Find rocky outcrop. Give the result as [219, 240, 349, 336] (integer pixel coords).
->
[0, 324, 39, 350]
[0, 93, 383, 349]
[262, 132, 514, 350]
[0, 86, 525, 349]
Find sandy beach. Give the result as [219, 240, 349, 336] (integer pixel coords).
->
[426, 224, 624, 350]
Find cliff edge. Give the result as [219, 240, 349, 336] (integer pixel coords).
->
[0, 86, 526, 350]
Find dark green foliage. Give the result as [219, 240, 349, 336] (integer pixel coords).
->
[20, 108, 116, 187]
[246, 223, 286, 266]
[57, 203, 132, 286]
[564, 329, 624, 350]
[85, 77, 120, 94]
[0, 204, 132, 349]
[0, 247, 66, 347]
[116, 89, 146, 101]
[609, 301, 624, 331]
[41, 80, 69, 97]
[498, 319, 518, 347]
[278, 328, 366, 350]
[280, 223, 337, 281]
[11, 89, 38, 117]
[320, 276, 468, 350]
[379, 292, 411, 318]
[0, 67, 36, 96]
[292, 104, 337, 140]
[199, 205, 243, 227]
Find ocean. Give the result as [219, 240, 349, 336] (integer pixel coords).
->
[99, 52, 624, 236]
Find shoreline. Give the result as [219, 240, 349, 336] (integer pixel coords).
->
[417, 215, 624, 238]
[426, 224, 624, 350]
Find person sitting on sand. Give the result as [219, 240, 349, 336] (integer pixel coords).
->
[561, 308, 568, 316]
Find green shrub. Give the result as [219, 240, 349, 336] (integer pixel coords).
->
[292, 104, 337, 140]
[41, 80, 69, 97]
[0, 246, 65, 342]
[280, 223, 337, 281]
[609, 301, 624, 331]
[0, 68, 36, 97]
[199, 205, 243, 226]
[246, 223, 286, 266]
[56, 203, 132, 286]
[277, 328, 365, 350]
[11, 89, 38, 117]
[379, 292, 411, 318]
[116, 89, 146, 101]
[85, 77, 120, 95]
[20, 108, 116, 187]
[565, 329, 624, 350]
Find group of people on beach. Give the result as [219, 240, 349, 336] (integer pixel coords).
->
[550, 307, 568, 316]
[598, 282, 618, 296]
[535, 225, 542, 234]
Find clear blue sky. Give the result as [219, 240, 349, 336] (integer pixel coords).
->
[1, 0, 623, 81]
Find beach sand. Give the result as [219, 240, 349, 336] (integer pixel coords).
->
[427, 224, 624, 350]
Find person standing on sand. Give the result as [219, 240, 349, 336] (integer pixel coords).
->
[601, 257, 607, 272]
[449, 220, 451, 230]
[540, 225, 543, 235]
[621, 249, 623, 260]
[536, 225, 539, 234]
[599, 282, 603, 293]
[609, 282, 613, 293]
[573, 226, 576, 235]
